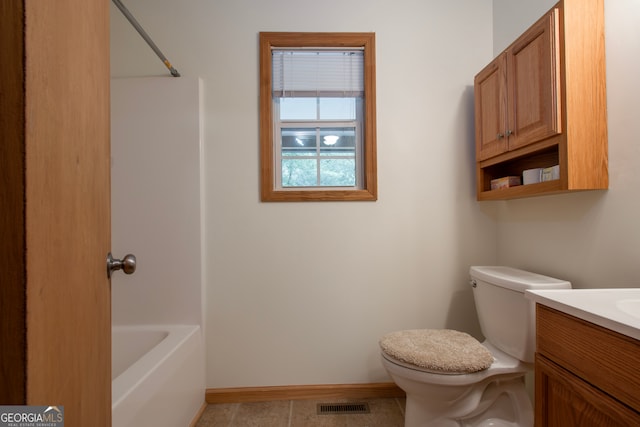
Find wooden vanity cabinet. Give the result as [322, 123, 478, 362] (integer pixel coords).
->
[535, 305, 640, 426]
[474, 0, 608, 200]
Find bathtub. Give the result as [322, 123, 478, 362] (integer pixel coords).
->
[112, 325, 205, 427]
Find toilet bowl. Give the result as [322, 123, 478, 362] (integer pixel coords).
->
[379, 266, 571, 427]
[381, 341, 533, 427]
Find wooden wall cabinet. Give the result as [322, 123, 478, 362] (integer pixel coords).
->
[474, 0, 608, 200]
[535, 305, 640, 426]
[475, 7, 560, 162]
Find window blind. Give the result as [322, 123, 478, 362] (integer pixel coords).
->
[272, 49, 364, 97]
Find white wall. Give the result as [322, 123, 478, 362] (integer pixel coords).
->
[492, 0, 556, 54]
[110, 0, 640, 390]
[491, 0, 640, 289]
[111, 77, 203, 326]
[111, 0, 496, 387]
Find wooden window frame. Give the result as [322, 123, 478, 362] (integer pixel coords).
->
[259, 32, 377, 202]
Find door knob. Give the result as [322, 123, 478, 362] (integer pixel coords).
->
[107, 252, 137, 278]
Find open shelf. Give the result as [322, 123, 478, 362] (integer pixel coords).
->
[477, 145, 563, 200]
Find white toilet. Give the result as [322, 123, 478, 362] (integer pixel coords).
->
[380, 266, 571, 427]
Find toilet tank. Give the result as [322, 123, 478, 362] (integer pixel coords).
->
[469, 266, 571, 363]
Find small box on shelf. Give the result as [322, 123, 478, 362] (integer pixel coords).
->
[541, 165, 560, 182]
[523, 168, 543, 185]
[490, 176, 522, 190]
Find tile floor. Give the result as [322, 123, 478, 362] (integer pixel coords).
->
[195, 397, 406, 427]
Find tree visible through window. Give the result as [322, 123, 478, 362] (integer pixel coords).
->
[259, 32, 377, 202]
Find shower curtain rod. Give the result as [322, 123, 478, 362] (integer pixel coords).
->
[112, 0, 180, 77]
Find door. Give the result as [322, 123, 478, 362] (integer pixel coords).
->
[535, 355, 640, 426]
[474, 53, 508, 161]
[507, 8, 561, 151]
[0, 1, 111, 425]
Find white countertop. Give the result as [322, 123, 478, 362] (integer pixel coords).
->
[525, 289, 640, 341]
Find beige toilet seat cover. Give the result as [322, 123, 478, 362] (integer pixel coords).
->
[379, 329, 494, 374]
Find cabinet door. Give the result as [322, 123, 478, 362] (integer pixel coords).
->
[474, 53, 508, 161]
[507, 8, 561, 151]
[535, 354, 640, 427]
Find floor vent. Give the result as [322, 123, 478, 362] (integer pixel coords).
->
[317, 402, 370, 415]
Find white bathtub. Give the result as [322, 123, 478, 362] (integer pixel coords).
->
[112, 325, 205, 427]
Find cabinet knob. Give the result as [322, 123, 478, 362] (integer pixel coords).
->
[506, 130, 513, 136]
[496, 133, 504, 139]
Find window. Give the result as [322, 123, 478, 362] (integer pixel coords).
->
[259, 32, 377, 201]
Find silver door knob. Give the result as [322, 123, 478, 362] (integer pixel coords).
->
[107, 252, 137, 278]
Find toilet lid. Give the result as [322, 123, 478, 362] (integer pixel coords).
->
[379, 329, 494, 374]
